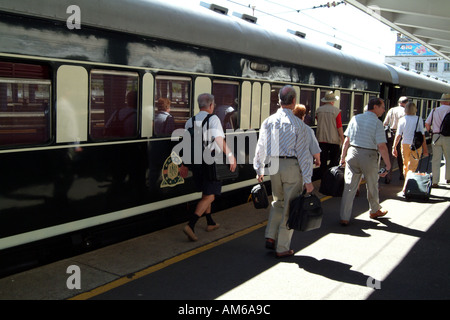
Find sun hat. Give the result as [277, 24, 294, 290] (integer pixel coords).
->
[438, 93, 450, 101]
[397, 96, 408, 104]
[321, 91, 339, 102]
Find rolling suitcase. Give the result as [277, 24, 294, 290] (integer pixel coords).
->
[319, 165, 345, 197]
[251, 183, 269, 209]
[403, 156, 432, 201]
[287, 190, 323, 232]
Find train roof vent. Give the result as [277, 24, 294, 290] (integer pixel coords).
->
[232, 12, 257, 24]
[287, 29, 306, 39]
[327, 42, 342, 50]
[200, 2, 228, 15]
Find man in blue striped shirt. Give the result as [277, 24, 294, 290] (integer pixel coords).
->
[339, 98, 391, 226]
[254, 85, 314, 258]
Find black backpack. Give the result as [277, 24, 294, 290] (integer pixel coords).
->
[440, 111, 450, 137]
[410, 116, 424, 151]
[185, 114, 213, 165]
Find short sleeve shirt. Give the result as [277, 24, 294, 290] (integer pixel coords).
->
[344, 111, 386, 150]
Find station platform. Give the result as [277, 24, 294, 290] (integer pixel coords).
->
[0, 159, 449, 301]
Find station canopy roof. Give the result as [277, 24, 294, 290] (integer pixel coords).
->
[345, 0, 450, 62]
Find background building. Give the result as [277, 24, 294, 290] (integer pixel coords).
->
[386, 34, 450, 83]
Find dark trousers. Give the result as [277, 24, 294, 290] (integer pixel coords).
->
[319, 142, 341, 179]
[386, 132, 404, 179]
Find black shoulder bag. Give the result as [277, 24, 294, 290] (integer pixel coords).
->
[410, 116, 424, 151]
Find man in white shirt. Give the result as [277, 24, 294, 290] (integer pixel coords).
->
[254, 85, 313, 258]
[383, 96, 407, 183]
[182, 93, 236, 241]
[339, 98, 391, 226]
[425, 93, 450, 186]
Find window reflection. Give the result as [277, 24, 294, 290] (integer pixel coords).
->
[155, 76, 191, 136]
[90, 70, 138, 140]
[212, 81, 239, 130]
[0, 62, 51, 147]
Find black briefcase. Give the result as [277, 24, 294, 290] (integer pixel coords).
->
[251, 183, 269, 209]
[287, 190, 323, 232]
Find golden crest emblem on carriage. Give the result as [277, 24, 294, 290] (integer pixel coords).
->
[160, 151, 188, 188]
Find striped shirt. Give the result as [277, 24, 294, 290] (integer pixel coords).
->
[344, 111, 386, 150]
[253, 108, 313, 183]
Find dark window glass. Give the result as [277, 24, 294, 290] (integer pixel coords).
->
[0, 62, 51, 147]
[212, 81, 239, 130]
[90, 70, 138, 140]
[299, 88, 315, 126]
[353, 93, 364, 116]
[269, 85, 282, 116]
[339, 91, 351, 123]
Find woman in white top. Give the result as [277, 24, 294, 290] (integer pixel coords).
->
[392, 102, 429, 178]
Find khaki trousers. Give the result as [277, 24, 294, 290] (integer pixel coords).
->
[265, 158, 303, 253]
[340, 147, 381, 221]
[431, 134, 450, 184]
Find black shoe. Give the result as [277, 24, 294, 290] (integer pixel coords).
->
[265, 238, 275, 250]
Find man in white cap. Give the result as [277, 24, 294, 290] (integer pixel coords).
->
[316, 91, 344, 180]
[383, 96, 407, 183]
[425, 93, 450, 187]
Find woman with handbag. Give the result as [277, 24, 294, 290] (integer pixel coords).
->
[392, 102, 429, 178]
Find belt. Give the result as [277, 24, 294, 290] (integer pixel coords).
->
[350, 145, 377, 151]
[278, 156, 296, 159]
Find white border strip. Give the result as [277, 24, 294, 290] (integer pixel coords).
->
[0, 178, 259, 250]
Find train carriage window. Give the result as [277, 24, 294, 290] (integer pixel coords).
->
[299, 88, 315, 126]
[0, 62, 51, 147]
[339, 91, 351, 123]
[154, 76, 191, 136]
[353, 93, 364, 116]
[269, 85, 282, 115]
[90, 70, 139, 140]
[212, 81, 239, 130]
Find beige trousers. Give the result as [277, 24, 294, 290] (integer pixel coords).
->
[265, 158, 303, 253]
[340, 146, 381, 221]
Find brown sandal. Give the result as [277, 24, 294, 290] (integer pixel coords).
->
[276, 250, 294, 258]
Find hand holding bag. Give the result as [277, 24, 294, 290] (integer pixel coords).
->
[287, 190, 323, 232]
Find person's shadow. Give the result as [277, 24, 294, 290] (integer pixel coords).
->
[290, 255, 373, 288]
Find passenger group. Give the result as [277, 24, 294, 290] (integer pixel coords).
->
[181, 88, 450, 259]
